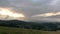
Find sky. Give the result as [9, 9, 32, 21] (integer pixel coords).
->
[0, 0, 60, 22]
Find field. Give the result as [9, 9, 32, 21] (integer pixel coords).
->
[0, 26, 60, 34]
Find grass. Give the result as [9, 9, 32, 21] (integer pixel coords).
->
[0, 26, 60, 34]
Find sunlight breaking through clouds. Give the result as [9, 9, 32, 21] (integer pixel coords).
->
[0, 8, 25, 20]
[32, 12, 60, 17]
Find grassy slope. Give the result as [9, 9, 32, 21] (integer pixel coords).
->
[0, 26, 60, 34]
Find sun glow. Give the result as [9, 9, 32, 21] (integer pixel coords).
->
[32, 12, 60, 17]
[0, 8, 25, 20]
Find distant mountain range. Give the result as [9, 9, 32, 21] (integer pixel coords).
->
[0, 20, 60, 31]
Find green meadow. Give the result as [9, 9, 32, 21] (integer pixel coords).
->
[0, 26, 59, 34]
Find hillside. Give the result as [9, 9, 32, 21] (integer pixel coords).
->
[0, 20, 60, 31]
[0, 26, 60, 34]
[0, 20, 60, 34]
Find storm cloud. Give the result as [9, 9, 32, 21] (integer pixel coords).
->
[0, 0, 60, 21]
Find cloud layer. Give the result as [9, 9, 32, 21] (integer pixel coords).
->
[0, 0, 60, 21]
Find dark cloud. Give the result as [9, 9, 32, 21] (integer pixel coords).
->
[0, 0, 60, 21]
[0, 0, 10, 7]
[0, 0, 53, 15]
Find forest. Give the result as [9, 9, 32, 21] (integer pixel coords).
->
[0, 20, 60, 31]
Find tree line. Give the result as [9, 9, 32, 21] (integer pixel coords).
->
[0, 20, 60, 31]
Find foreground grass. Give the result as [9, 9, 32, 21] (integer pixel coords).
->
[0, 26, 60, 34]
